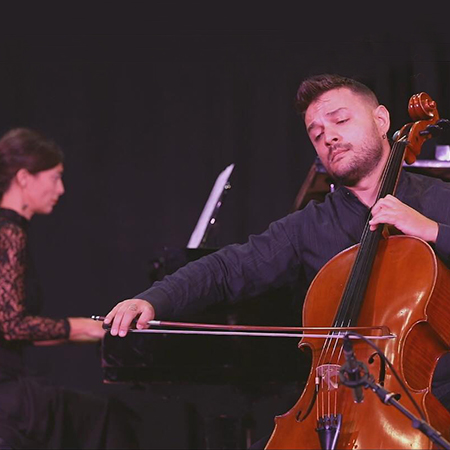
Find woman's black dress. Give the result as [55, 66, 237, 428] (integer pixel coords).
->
[0, 208, 138, 449]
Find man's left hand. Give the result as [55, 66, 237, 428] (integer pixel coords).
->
[369, 195, 438, 243]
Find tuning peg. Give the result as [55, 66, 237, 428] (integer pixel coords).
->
[419, 118, 450, 137]
[436, 118, 450, 129]
[419, 125, 442, 137]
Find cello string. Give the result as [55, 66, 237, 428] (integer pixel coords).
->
[317, 135, 406, 367]
[328, 372, 331, 418]
[334, 376, 338, 417]
[317, 137, 407, 419]
[316, 317, 350, 419]
[331, 140, 407, 418]
[346, 139, 407, 324]
[335, 138, 407, 329]
[288, 141, 402, 372]
[320, 373, 324, 421]
[268, 138, 403, 422]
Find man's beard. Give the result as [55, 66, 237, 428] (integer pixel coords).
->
[327, 132, 384, 187]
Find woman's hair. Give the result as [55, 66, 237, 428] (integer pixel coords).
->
[0, 128, 64, 196]
[295, 73, 379, 117]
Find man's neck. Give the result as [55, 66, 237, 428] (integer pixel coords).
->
[347, 181, 380, 207]
[346, 164, 387, 208]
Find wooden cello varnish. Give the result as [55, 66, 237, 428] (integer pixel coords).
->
[266, 93, 450, 449]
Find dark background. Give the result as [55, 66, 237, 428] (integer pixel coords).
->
[3, 21, 450, 448]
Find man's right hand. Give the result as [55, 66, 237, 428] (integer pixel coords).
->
[103, 299, 155, 337]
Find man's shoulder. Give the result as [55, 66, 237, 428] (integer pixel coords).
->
[397, 170, 450, 210]
[401, 169, 450, 192]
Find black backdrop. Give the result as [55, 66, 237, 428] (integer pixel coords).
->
[3, 30, 450, 448]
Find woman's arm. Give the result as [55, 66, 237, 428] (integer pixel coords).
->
[0, 223, 103, 344]
[33, 318, 105, 345]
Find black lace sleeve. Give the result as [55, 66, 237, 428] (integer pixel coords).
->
[0, 222, 70, 341]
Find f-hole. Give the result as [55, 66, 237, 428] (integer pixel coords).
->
[368, 352, 386, 386]
[296, 387, 318, 422]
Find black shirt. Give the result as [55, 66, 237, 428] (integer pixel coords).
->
[135, 169, 450, 404]
[137, 170, 450, 320]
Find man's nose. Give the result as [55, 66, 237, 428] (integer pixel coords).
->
[324, 127, 340, 146]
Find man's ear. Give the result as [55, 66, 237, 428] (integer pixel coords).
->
[375, 104, 390, 136]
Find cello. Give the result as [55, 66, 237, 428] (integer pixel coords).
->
[265, 93, 450, 449]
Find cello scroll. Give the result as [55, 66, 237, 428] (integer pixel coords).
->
[394, 92, 450, 164]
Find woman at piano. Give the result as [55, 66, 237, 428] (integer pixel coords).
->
[0, 128, 137, 449]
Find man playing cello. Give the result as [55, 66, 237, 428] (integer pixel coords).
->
[104, 74, 450, 448]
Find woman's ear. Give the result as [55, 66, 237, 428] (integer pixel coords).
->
[15, 168, 31, 188]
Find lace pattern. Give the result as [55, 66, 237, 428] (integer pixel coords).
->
[0, 210, 69, 342]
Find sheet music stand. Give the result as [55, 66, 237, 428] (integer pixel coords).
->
[187, 163, 235, 249]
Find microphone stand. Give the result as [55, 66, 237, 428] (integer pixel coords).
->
[339, 336, 450, 450]
[364, 376, 450, 450]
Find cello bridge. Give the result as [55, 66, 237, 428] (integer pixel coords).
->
[316, 364, 341, 391]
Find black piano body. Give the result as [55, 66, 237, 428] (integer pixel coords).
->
[102, 247, 310, 386]
[101, 247, 310, 449]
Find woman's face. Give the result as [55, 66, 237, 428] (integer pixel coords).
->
[25, 163, 65, 215]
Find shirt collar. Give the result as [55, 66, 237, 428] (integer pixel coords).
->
[334, 168, 411, 207]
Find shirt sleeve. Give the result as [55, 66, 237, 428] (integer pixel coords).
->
[435, 222, 450, 264]
[0, 223, 70, 341]
[135, 212, 304, 319]
[424, 179, 450, 266]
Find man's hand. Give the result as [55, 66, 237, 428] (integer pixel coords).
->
[104, 299, 155, 337]
[369, 195, 439, 243]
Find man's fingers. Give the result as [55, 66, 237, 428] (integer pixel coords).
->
[136, 306, 154, 329]
[103, 303, 120, 324]
[370, 195, 401, 227]
[109, 304, 129, 336]
[105, 300, 155, 337]
[371, 195, 399, 215]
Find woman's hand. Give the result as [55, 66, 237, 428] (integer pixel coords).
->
[369, 195, 439, 243]
[68, 317, 105, 343]
[104, 299, 155, 337]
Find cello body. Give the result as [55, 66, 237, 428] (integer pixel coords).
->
[266, 235, 450, 449]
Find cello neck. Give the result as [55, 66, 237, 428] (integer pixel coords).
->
[376, 134, 409, 201]
[333, 137, 408, 328]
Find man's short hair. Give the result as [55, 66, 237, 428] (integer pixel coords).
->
[295, 74, 379, 117]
